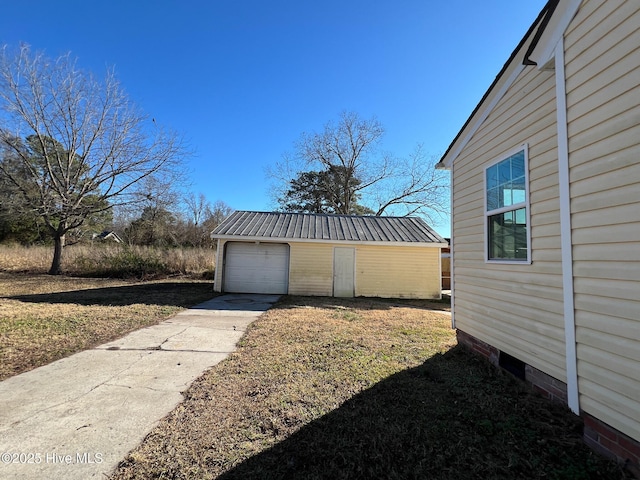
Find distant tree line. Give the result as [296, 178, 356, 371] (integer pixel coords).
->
[0, 178, 232, 249]
[0, 44, 231, 273]
[117, 195, 232, 248]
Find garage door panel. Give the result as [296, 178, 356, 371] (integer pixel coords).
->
[224, 242, 289, 294]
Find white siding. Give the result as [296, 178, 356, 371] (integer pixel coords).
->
[565, 0, 640, 442]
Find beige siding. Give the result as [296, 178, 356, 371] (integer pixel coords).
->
[213, 239, 226, 292]
[288, 243, 334, 296]
[218, 240, 441, 298]
[356, 245, 441, 299]
[452, 52, 567, 380]
[565, 0, 640, 442]
[289, 242, 442, 299]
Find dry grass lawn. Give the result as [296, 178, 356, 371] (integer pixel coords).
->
[110, 296, 627, 480]
[0, 272, 216, 380]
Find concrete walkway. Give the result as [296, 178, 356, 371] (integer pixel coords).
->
[0, 293, 280, 480]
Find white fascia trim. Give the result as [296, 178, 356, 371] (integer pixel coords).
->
[529, 0, 583, 70]
[555, 39, 580, 415]
[442, 63, 526, 168]
[211, 235, 446, 248]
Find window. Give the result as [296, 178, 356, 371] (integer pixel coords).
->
[485, 146, 530, 262]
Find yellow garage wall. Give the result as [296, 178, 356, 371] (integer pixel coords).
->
[288, 242, 442, 299]
[288, 243, 334, 296]
[216, 240, 442, 299]
[356, 245, 441, 299]
[213, 239, 226, 292]
[564, 0, 640, 443]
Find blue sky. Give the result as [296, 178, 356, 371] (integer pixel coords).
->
[1, 1, 546, 237]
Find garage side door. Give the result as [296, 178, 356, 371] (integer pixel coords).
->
[224, 242, 289, 294]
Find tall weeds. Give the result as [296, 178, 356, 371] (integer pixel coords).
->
[0, 243, 215, 279]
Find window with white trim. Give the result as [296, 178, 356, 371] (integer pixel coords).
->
[485, 146, 530, 262]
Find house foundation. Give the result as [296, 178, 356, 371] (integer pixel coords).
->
[456, 329, 640, 477]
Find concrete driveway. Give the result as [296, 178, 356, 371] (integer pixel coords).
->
[0, 293, 280, 480]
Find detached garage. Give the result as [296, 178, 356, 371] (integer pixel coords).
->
[212, 211, 447, 299]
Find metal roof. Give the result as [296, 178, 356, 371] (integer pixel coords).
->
[211, 211, 446, 244]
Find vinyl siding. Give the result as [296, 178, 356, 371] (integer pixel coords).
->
[288, 243, 334, 296]
[564, 0, 640, 442]
[452, 53, 567, 380]
[213, 240, 226, 291]
[289, 242, 441, 299]
[356, 245, 441, 299]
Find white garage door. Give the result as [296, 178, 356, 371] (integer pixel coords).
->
[223, 242, 289, 294]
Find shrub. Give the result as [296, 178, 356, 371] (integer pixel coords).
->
[76, 247, 169, 279]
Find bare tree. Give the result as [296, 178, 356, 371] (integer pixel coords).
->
[181, 192, 211, 247]
[205, 200, 233, 230]
[177, 194, 233, 247]
[368, 144, 450, 220]
[296, 111, 390, 214]
[0, 45, 189, 274]
[184, 192, 210, 228]
[268, 111, 449, 223]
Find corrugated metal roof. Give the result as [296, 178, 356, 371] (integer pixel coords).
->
[211, 211, 446, 244]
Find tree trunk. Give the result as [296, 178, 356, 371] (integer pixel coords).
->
[49, 233, 65, 275]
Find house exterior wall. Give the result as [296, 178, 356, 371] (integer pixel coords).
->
[451, 61, 568, 382]
[449, 0, 640, 462]
[564, 0, 640, 445]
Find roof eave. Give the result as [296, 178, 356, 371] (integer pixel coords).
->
[210, 234, 447, 247]
[526, 0, 582, 68]
[438, 0, 556, 169]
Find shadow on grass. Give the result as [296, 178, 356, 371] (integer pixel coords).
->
[218, 346, 626, 480]
[8, 282, 217, 308]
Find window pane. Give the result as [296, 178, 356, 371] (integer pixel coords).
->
[498, 161, 511, 184]
[502, 181, 512, 207]
[511, 176, 526, 204]
[488, 208, 528, 260]
[487, 188, 500, 211]
[486, 149, 526, 213]
[486, 165, 498, 190]
[511, 151, 525, 178]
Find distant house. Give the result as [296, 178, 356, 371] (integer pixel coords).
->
[437, 0, 639, 469]
[211, 211, 447, 299]
[91, 231, 122, 243]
